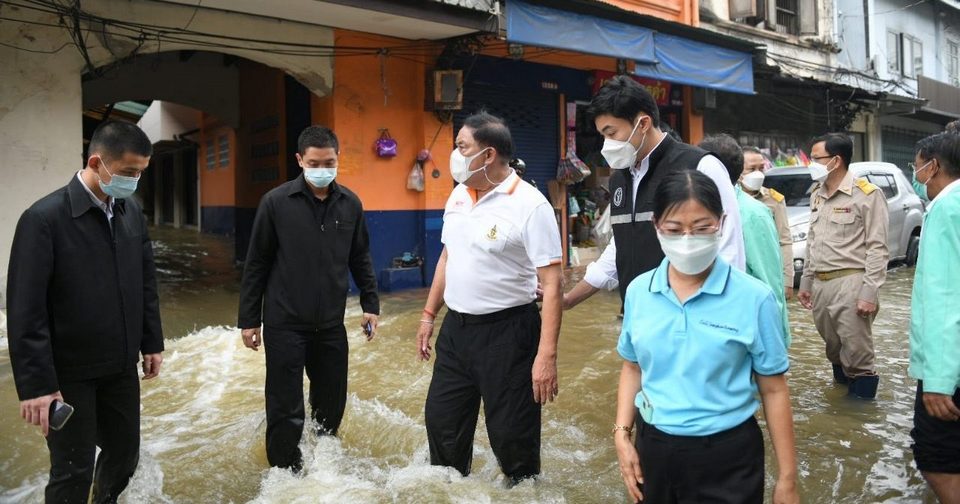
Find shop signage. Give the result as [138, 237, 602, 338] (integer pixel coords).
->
[592, 71, 671, 106]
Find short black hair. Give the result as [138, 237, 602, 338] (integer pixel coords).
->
[298, 125, 339, 155]
[742, 145, 763, 155]
[88, 120, 152, 160]
[945, 120, 960, 134]
[812, 133, 853, 167]
[699, 134, 743, 185]
[463, 111, 514, 161]
[653, 170, 723, 222]
[917, 132, 960, 178]
[587, 75, 660, 128]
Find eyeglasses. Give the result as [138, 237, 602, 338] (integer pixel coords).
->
[811, 155, 835, 162]
[908, 160, 933, 172]
[657, 223, 722, 237]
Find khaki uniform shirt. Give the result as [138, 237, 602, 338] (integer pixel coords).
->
[754, 187, 793, 288]
[799, 170, 889, 302]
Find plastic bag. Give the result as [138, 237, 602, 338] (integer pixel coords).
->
[407, 161, 425, 191]
[592, 204, 613, 249]
[556, 148, 591, 185]
[375, 130, 398, 157]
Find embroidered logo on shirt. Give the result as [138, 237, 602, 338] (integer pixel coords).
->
[454, 200, 465, 207]
[486, 225, 498, 240]
[832, 206, 852, 213]
[699, 319, 738, 333]
[613, 187, 624, 208]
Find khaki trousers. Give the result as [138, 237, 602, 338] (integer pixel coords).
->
[812, 271, 877, 377]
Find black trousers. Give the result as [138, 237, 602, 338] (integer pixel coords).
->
[911, 381, 960, 473]
[634, 415, 764, 503]
[45, 368, 141, 504]
[263, 325, 348, 469]
[424, 303, 541, 482]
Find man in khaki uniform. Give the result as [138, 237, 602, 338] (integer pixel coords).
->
[798, 133, 889, 399]
[741, 146, 794, 298]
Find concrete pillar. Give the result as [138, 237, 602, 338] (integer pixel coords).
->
[0, 44, 83, 305]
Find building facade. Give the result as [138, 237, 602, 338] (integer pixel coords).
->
[1, 0, 760, 296]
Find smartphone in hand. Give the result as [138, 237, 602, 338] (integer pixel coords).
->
[363, 322, 373, 337]
[49, 400, 74, 431]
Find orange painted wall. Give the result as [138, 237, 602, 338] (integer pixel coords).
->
[237, 61, 286, 209]
[315, 29, 454, 212]
[597, 0, 697, 25]
[198, 112, 236, 207]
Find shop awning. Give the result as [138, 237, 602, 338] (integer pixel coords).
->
[634, 32, 754, 95]
[506, 0, 755, 94]
[506, 0, 656, 62]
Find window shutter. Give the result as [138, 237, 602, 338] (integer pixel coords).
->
[729, 0, 757, 18]
[763, 0, 777, 28]
[799, 0, 817, 35]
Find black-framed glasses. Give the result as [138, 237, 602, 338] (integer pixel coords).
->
[810, 155, 835, 162]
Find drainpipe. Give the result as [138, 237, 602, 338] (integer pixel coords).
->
[863, 0, 870, 65]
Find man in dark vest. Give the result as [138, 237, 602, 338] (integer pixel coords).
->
[564, 76, 745, 309]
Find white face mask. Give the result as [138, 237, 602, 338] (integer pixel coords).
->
[601, 118, 646, 170]
[741, 171, 765, 192]
[450, 147, 490, 184]
[657, 231, 721, 275]
[808, 158, 836, 182]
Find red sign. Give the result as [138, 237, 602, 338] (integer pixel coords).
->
[592, 71, 671, 106]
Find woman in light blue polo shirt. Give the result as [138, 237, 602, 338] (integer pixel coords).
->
[612, 170, 798, 504]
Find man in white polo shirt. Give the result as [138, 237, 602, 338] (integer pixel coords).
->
[415, 111, 563, 484]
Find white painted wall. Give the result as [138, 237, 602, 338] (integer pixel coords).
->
[699, 0, 838, 83]
[138, 102, 201, 145]
[0, 45, 84, 306]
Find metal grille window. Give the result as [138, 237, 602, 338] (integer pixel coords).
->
[205, 137, 216, 170]
[949, 41, 959, 87]
[218, 134, 230, 168]
[775, 0, 799, 35]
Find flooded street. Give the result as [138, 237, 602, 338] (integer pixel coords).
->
[0, 227, 937, 503]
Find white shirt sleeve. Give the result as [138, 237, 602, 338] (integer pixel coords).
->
[697, 155, 746, 271]
[584, 235, 620, 290]
[522, 202, 563, 268]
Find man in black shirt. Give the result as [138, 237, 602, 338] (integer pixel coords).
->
[8, 121, 164, 503]
[238, 125, 380, 471]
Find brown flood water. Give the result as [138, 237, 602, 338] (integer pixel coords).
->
[0, 227, 937, 503]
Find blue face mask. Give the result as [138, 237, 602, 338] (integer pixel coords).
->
[303, 166, 337, 188]
[912, 159, 932, 202]
[97, 156, 140, 199]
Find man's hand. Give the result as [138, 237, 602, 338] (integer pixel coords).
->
[798, 290, 813, 309]
[923, 392, 960, 421]
[241, 327, 262, 351]
[785, 286, 794, 301]
[416, 319, 435, 361]
[361, 313, 379, 341]
[856, 299, 878, 318]
[532, 353, 558, 404]
[142, 353, 163, 379]
[20, 391, 63, 437]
